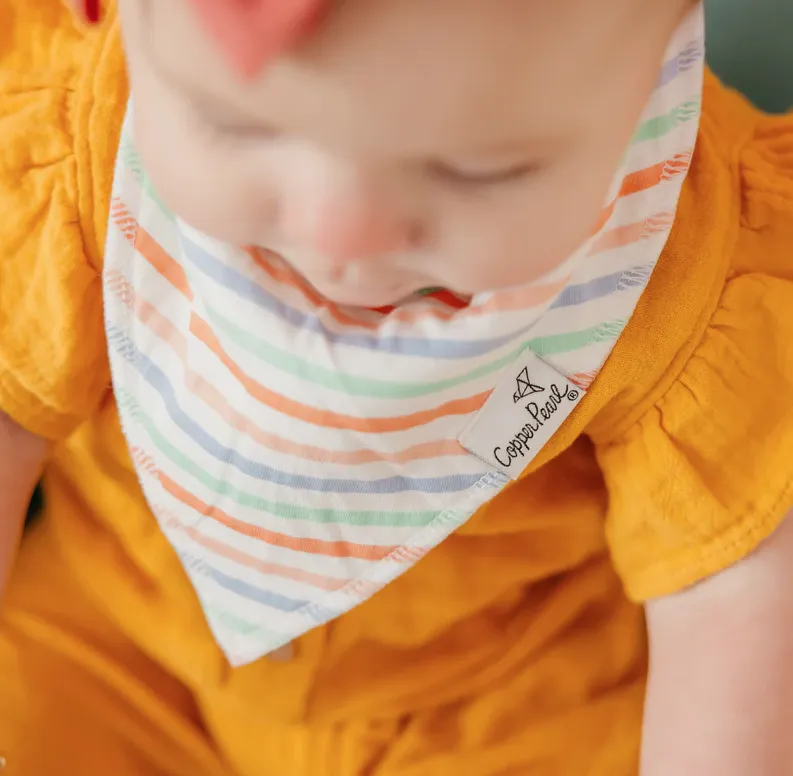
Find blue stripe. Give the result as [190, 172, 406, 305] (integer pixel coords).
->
[657, 39, 703, 87]
[187, 554, 315, 613]
[108, 327, 484, 494]
[550, 264, 652, 309]
[179, 233, 538, 360]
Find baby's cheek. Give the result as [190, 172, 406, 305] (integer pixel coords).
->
[442, 187, 593, 292]
[507, 175, 612, 283]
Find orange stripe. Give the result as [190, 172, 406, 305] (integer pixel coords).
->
[342, 578, 384, 599]
[590, 222, 647, 255]
[134, 224, 194, 300]
[176, 523, 352, 591]
[590, 153, 691, 234]
[588, 212, 674, 256]
[473, 275, 569, 312]
[106, 270, 189, 358]
[189, 313, 491, 433]
[620, 160, 667, 197]
[158, 471, 398, 561]
[569, 370, 598, 391]
[187, 371, 465, 464]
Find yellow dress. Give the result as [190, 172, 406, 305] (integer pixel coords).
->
[1, 3, 792, 774]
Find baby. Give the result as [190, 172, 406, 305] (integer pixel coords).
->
[1, 0, 793, 774]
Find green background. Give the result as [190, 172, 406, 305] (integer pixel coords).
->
[706, 0, 793, 113]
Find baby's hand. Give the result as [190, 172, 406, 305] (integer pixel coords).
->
[0, 413, 46, 602]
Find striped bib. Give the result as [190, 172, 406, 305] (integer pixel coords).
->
[104, 8, 704, 666]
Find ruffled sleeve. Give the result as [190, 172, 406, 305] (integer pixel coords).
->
[0, 0, 125, 439]
[595, 112, 793, 601]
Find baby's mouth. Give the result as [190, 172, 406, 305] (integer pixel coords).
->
[263, 247, 449, 309]
[307, 275, 421, 309]
[288, 262, 428, 308]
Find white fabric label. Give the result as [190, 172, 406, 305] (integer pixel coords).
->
[459, 349, 584, 480]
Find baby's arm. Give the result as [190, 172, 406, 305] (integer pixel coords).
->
[640, 512, 793, 775]
[0, 413, 47, 600]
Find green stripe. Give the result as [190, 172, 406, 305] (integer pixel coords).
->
[120, 138, 174, 220]
[204, 605, 265, 635]
[526, 319, 626, 357]
[631, 99, 700, 145]
[205, 303, 524, 399]
[117, 390, 439, 528]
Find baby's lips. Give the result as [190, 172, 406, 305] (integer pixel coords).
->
[186, 0, 327, 77]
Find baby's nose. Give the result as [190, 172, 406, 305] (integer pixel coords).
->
[278, 170, 413, 265]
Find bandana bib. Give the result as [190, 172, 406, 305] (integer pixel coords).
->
[104, 8, 704, 666]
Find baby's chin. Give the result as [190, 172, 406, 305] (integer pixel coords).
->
[307, 278, 426, 309]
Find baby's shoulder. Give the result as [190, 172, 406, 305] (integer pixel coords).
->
[0, 0, 127, 270]
[589, 71, 793, 441]
[0, 0, 125, 439]
[583, 72, 793, 600]
[1, 0, 88, 76]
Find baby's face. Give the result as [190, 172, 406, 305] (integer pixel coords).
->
[121, 0, 693, 307]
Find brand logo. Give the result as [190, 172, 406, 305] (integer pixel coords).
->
[513, 366, 545, 403]
[457, 350, 585, 480]
[493, 382, 580, 469]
